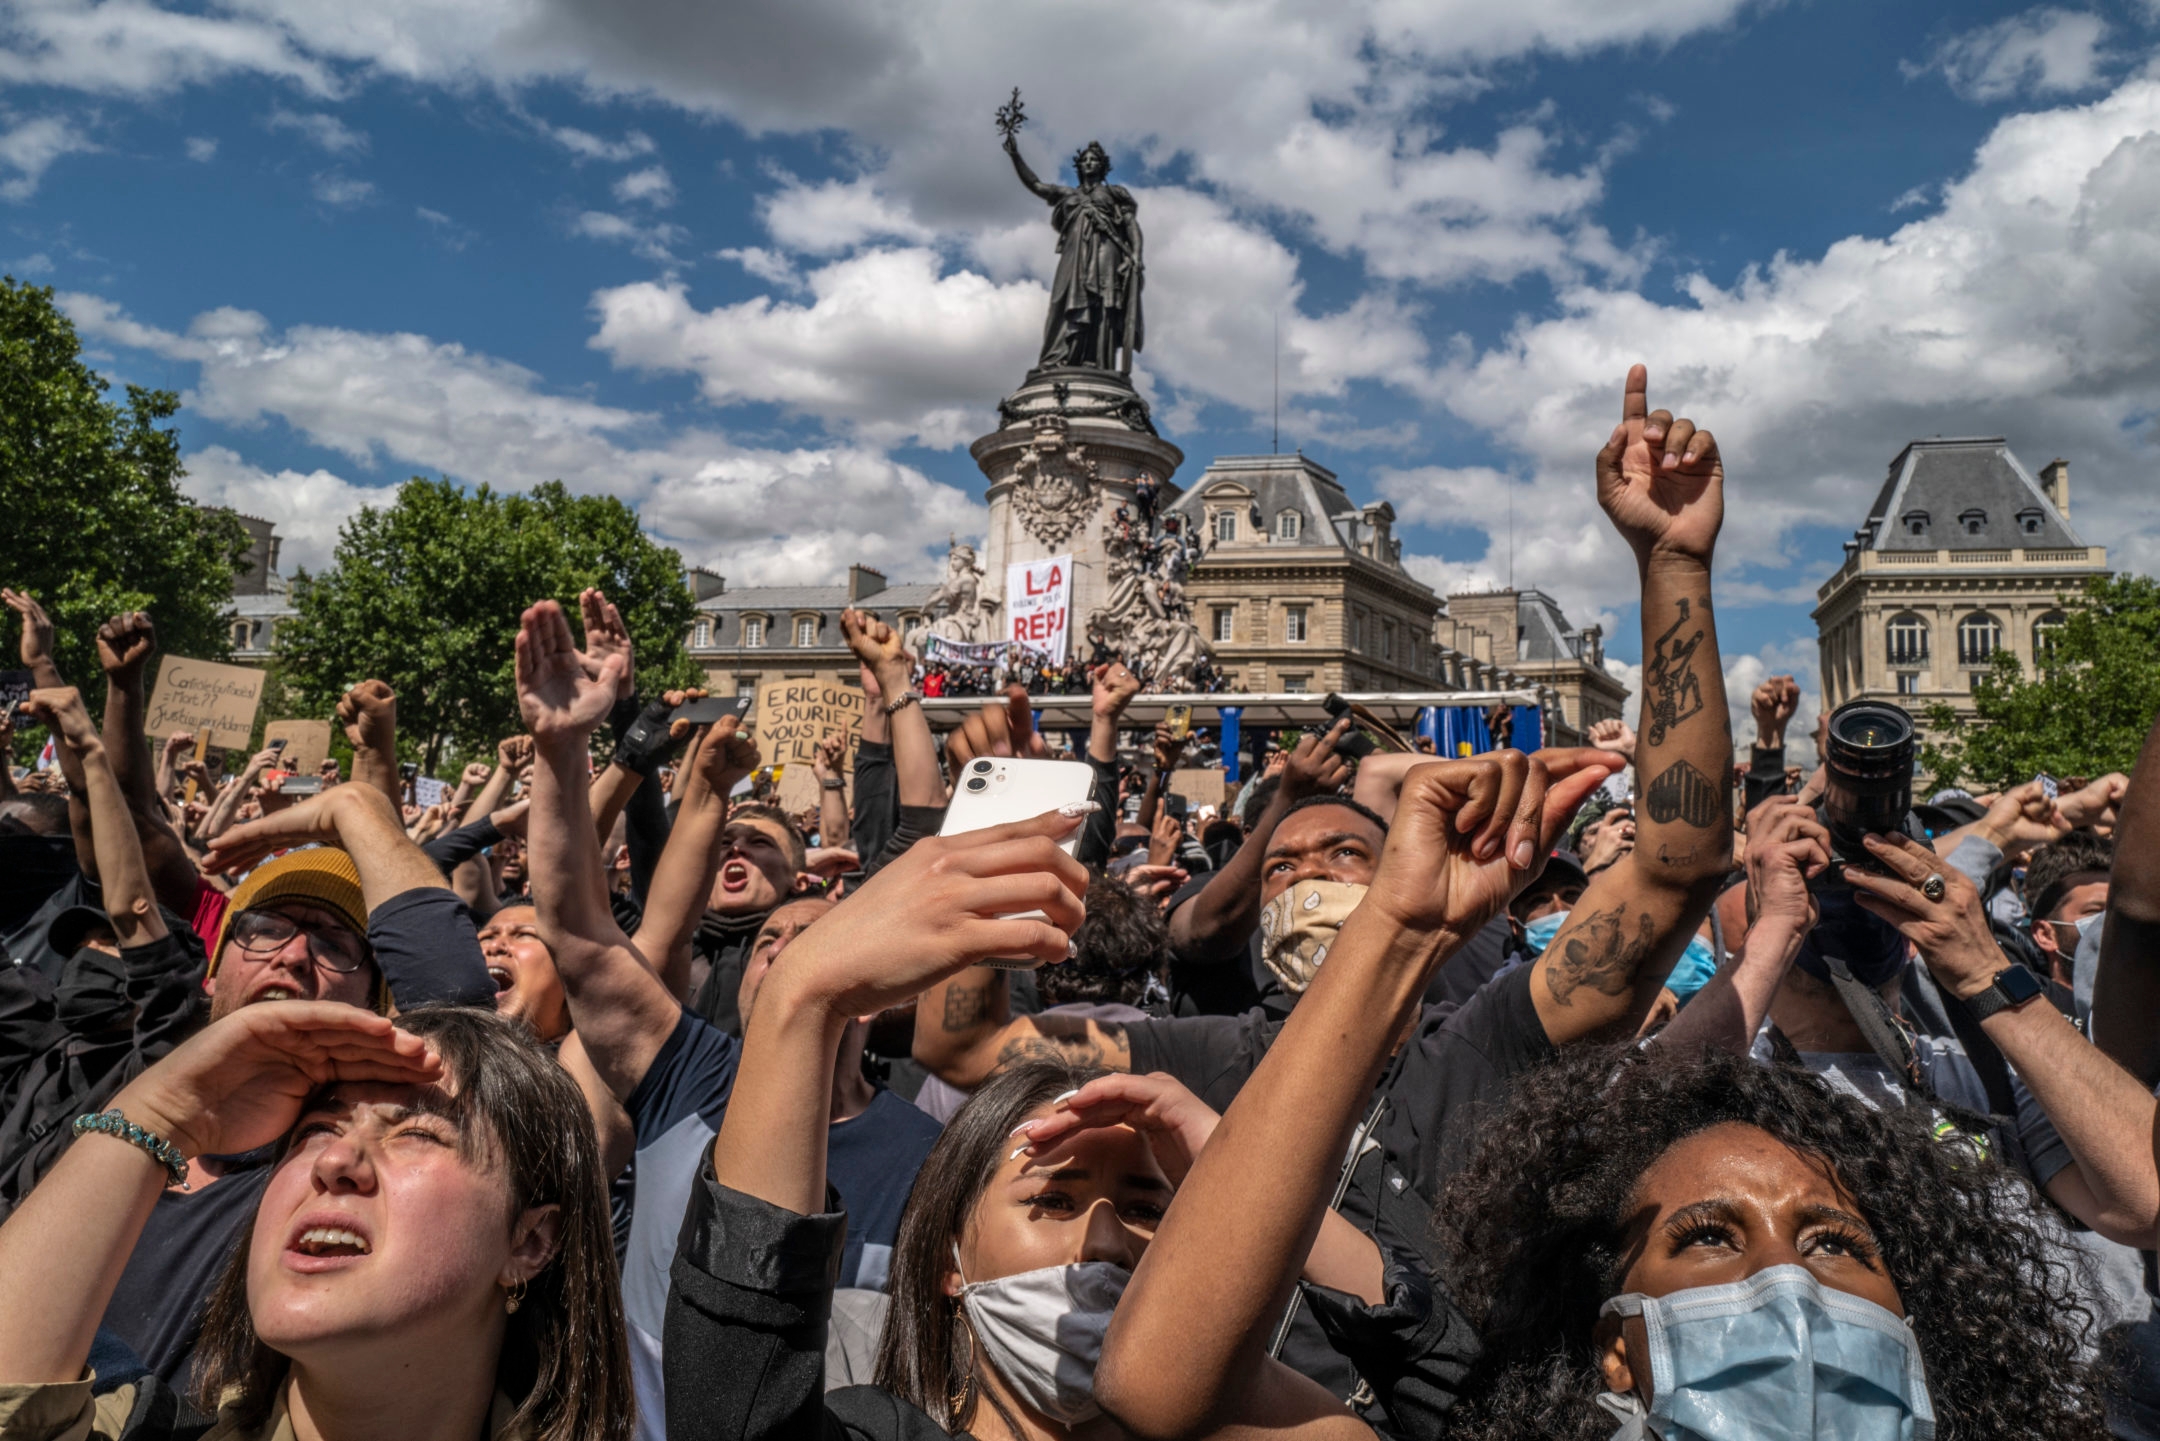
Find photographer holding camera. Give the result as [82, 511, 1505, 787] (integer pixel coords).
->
[1664, 701, 2160, 1380]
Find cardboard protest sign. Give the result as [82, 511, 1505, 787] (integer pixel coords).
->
[145, 657, 265, 747]
[1005, 555, 1072, 662]
[263, 719, 333, 774]
[1169, 768, 1229, 812]
[752, 679, 863, 814]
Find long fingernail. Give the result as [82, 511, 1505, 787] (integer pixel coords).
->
[1051, 1089, 1080, 1109]
[1009, 1122, 1036, 1138]
[1010, 1145, 1032, 1161]
[1056, 800, 1101, 818]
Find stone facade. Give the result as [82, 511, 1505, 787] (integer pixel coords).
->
[1813, 439, 2109, 731]
[686, 565, 941, 700]
[1441, 589, 1629, 744]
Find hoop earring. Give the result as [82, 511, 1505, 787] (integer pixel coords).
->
[948, 1306, 976, 1421]
[505, 1278, 527, 1316]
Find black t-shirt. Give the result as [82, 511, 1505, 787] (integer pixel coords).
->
[827, 1086, 943, 1290]
[1122, 963, 1553, 1398]
[100, 1149, 273, 1391]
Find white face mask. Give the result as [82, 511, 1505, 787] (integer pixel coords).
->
[953, 1244, 1129, 1424]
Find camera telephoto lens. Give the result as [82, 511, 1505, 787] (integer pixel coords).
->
[965, 776, 989, 792]
[1817, 700, 1916, 866]
[971, 759, 996, 775]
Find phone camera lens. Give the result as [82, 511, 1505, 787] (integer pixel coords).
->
[971, 759, 995, 775]
[965, 776, 989, 792]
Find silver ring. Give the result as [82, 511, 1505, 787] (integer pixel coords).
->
[1920, 873, 1947, 903]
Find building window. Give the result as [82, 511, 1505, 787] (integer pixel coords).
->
[1896, 672, 1920, 696]
[1212, 607, 1234, 643]
[1284, 605, 1308, 643]
[1213, 510, 1237, 543]
[794, 616, 819, 647]
[741, 616, 766, 648]
[692, 619, 712, 648]
[1281, 674, 1310, 694]
[1956, 612, 2001, 666]
[1382, 621, 1396, 662]
[1276, 509, 1302, 541]
[1902, 510, 1930, 537]
[230, 620, 251, 648]
[1959, 508, 1987, 535]
[2017, 508, 2044, 535]
[2033, 610, 2067, 662]
[735, 678, 758, 701]
[1886, 612, 1929, 666]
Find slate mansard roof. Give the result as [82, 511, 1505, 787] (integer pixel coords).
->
[1855, 438, 2083, 553]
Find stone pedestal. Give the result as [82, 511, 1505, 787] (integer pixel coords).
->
[971, 367, 1185, 659]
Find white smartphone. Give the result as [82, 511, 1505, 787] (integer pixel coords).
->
[938, 756, 1096, 968]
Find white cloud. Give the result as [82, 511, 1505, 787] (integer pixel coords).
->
[570, 209, 686, 264]
[0, 0, 1761, 289]
[1904, 8, 2110, 102]
[0, 115, 97, 199]
[9, 251, 53, 275]
[179, 444, 389, 573]
[588, 249, 1043, 448]
[310, 170, 374, 207]
[759, 175, 934, 255]
[1392, 75, 2160, 629]
[266, 105, 366, 153]
[64, 292, 987, 585]
[184, 135, 218, 162]
[528, 117, 656, 163]
[716, 245, 800, 288]
[611, 163, 673, 207]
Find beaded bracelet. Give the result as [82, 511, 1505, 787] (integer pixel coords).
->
[73, 1110, 190, 1190]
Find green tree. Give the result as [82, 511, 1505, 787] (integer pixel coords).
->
[0, 277, 249, 708]
[273, 479, 701, 770]
[1920, 573, 2160, 789]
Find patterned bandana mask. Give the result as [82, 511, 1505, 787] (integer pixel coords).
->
[1257, 880, 1368, 993]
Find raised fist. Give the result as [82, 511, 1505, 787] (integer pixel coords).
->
[335, 681, 397, 752]
[96, 611, 157, 678]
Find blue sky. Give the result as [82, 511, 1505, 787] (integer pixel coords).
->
[10, 0, 2160, 747]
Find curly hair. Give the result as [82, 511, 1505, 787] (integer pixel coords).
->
[1038, 874, 1169, 1009]
[1435, 1043, 2106, 1441]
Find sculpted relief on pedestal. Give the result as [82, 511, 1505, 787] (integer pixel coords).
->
[1008, 416, 1100, 551]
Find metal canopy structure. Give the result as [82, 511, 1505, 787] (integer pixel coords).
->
[918, 690, 1547, 732]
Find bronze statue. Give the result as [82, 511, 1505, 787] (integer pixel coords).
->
[997, 89, 1144, 375]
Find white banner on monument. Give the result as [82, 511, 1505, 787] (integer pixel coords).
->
[1005, 555, 1072, 662]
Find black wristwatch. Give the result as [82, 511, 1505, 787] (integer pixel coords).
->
[1962, 963, 2047, 1022]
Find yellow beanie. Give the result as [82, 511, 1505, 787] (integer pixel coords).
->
[208, 847, 368, 980]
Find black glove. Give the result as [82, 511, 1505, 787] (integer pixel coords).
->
[611, 696, 684, 776]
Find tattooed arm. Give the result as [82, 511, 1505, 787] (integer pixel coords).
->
[1530, 365, 1734, 1045]
[911, 964, 1132, 1089]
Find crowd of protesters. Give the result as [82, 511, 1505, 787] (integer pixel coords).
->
[2, 367, 2159, 1440]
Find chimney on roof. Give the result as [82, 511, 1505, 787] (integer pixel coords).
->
[848, 565, 888, 603]
[683, 566, 726, 601]
[2038, 458, 2070, 518]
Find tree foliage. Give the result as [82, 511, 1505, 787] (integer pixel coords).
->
[273, 479, 700, 770]
[0, 277, 248, 705]
[1920, 573, 2160, 789]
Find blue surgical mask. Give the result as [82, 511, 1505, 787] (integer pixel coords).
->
[1665, 934, 1720, 1004]
[1596, 1265, 1934, 1441]
[1524, 911, 1568, 956]
[2072, 911, 2104, 1027]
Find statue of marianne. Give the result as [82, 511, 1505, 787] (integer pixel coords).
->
[1004, 131, 1145, 375]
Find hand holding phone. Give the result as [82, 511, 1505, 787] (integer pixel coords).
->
[938, 757, 1097, 968]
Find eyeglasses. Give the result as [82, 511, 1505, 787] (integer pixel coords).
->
[229, 908, 367, 973]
